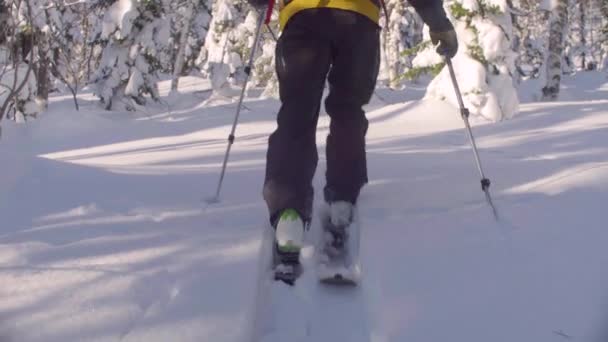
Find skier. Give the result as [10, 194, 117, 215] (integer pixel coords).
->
[251, 0, 458, 282]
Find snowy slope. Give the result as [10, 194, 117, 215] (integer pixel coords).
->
[1, 73, 608, 342]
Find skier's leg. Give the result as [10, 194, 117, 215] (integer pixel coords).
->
[263, 13, 332, 225]
[323, 14, 380, 205]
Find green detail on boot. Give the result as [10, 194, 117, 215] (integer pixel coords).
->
[279, 208, 300, 222]
[276, 208, 303, 254]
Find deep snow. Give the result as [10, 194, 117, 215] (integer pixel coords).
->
[1, 73, 608, 342]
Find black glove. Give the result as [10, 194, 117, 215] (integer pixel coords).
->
[430, 28, 458, 58]
[410, 1, 458, 58]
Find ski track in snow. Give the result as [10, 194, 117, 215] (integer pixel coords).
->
[2, 75, 608, 341]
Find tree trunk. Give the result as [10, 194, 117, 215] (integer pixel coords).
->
[579, 0, 587, 70]
[507, 0, 518, 49]
[541, 0, 568, 100]
[71, 87, 79, 111]
[599, 0, 608, 69]
[386, 0, 402, 88]
[171, 0, 195, 91]
[36, 30, 50, 110]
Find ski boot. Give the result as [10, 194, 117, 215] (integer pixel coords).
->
[273, 209, 306, 285]
[318, 201, 360, 285]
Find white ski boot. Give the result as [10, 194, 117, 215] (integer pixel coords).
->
[318, 201, 360, 285]
[274, 209, 306, 285]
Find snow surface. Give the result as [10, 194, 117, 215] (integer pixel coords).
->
[1, 73, 608, 341]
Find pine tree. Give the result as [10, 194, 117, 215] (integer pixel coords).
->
[169, 0, 212, 91]
[90, 0, 170, 110]
[585, 0, 604, 69]
[198, 0, 250, 97]
[45, 1, 95, 110]
[251, 11, 279, 98]
[256, 32, 278, 98]
[379, 0, 423, 88]
[566, 0, 593, 71]
[511, 0, 546, 79]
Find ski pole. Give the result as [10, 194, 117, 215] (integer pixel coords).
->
[445, 58, 499, 220]
[207, 4, 273, 204]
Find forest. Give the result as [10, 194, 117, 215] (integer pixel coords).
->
[0, 0, 606, 126]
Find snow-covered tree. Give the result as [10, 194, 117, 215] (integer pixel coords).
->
[198, 1, 278, 98]
[565, 0, 601, 71]
[167, 0, 212, 91]
[90, 0, 170, 110]
[380, 0, 423, 88]
[256, 35, 278, 98]
[253, 11, 280, 97]
[597, 0, 608, 69]
[510, 0, 546, 79]
[541, 0, 568, 100]
[44, 1, 95, 110]
[586, 0, 606, 70]
[0, 0, 41, 123]
[411, 0, 519, 121]
[198, 0, 250, 96]
[171, 0, 196, 90]
[15, 0, 52, 111]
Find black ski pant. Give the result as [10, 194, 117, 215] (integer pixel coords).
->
[263, 8, 380, 224]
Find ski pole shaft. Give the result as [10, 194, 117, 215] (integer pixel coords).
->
[210, 10, 267, 203]
[445, 59, 487, 180]
[445, 58, 499, 220]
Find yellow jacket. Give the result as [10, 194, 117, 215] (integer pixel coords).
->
[278, 0, 380, 30]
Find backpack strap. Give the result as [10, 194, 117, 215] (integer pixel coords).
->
[378, 0, 388, 24]
[265, 0, 276, 24]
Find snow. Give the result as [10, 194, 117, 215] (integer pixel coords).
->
[2, 73, 608, 341]
[102, 0, 136, 39]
